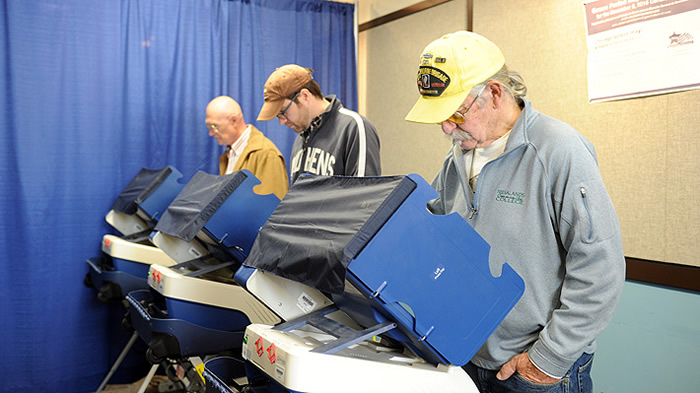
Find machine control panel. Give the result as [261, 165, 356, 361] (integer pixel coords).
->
[243, 327, 290, 384]
[148, 265, 165, 292]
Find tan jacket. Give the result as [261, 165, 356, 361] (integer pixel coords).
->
[219, 125, 289, 200]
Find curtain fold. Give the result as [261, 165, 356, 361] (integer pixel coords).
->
[0, 0, 356, 391]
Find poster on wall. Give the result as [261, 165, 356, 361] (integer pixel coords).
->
[583, 0, 700, 103]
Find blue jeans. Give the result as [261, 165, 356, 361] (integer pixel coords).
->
[463, 352, 594, 393]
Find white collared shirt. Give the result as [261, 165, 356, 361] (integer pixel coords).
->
[225, 124, 252, 175]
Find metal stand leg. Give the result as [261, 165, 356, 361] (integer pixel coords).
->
[136, 364, 159, 393]
[95, 330, 139, 393]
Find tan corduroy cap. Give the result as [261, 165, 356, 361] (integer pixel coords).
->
[257, 64, 313, 121]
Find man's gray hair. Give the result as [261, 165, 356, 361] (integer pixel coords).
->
[472, 65, 527, 105]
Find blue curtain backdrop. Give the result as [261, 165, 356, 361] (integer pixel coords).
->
[0, 0, 356, 391]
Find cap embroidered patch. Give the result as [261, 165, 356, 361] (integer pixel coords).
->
[417, 66, 450, 97]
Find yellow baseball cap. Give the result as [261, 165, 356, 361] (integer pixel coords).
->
[405, 31, 505, 124]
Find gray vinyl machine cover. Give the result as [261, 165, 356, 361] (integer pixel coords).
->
[153, 171, 248, 243]
[110, 167, 174, 215]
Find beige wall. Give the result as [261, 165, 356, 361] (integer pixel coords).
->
[359, 0, 468, 179]
[358, 0, 700, 267]
[357, 0, 425, 24]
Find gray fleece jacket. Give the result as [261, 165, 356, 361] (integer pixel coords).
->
[428, 99, 625, 377]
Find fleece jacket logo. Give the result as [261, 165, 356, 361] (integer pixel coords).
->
[496, 189, 525, 205]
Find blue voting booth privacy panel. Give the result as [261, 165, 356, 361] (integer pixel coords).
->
[199, 170, 280, 258]
[155, 170, 280, 261]
[346, 174, 525, 366]
[110, 167, 183, 216]
[136, 166, 186, 223]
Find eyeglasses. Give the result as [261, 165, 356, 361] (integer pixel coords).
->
[445, 85, 487, 124]
[207, 124, 220, 134]
[277, 91, 300, 120]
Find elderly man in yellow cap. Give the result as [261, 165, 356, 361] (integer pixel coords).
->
[205, 95, 289, 199]
[257, 64, 381, 183]
[406, 31, 625, 393]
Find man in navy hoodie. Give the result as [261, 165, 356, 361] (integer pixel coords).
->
[406, 31, 625, 393]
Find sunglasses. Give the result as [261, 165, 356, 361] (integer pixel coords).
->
[445, 85, 486, 124]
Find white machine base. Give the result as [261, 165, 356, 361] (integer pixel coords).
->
[242, 323, 479, 393]
[105, 209, 148, 237]
[147, 263, 333, 325]
[102, 234, 176, 267]
[148, 264, 281, 326]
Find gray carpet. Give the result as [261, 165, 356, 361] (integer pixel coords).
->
[95, 375, 182, 393]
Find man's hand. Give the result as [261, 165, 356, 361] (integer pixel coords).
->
[496, 353, 561, 384]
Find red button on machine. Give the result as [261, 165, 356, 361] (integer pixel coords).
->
[266, 343, 277, 364]
[255, 337, 264, 357]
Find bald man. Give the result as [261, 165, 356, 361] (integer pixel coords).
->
[205, 96, 289, 199]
